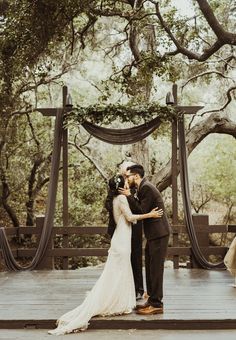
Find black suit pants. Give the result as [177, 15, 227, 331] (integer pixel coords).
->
[145, 234, 169, 307]
[131, 222, 144, 296]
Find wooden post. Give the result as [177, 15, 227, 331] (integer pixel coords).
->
[35, 86, 73, 270]
[0, 250, 3, 271]
[190, 214, 209, 268]
[172, 84, 179, 269]
[62, 86, 69, 269]
[62, 86, 69, 225]
[35, 216, 54, 270]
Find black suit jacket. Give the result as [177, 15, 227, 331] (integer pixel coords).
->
[127, 178, 171, 240]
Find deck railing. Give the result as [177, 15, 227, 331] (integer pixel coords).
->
[1, 214, 235, 270]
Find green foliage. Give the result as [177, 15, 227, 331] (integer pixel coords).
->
[65, 102, 178, 126]
[199, 136, 236, 206]
[0, 112, 53, 226]
[189, 134, 236, 222]
[68, 163, 108, 226]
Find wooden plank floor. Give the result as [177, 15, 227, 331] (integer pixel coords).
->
[2, 329, 236, 340]
[0, 268, 236, 330]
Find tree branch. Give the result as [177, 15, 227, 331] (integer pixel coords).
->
[16, 64, 75, 96]
[129, 21, 141, 62]
[78, 13, 97, 49]
[181, 70, 235, 89]
[69, 135, 108, 182]
[200, 85, 236, 116]
[196, 0, 236, 43]
[153, 2, 236, 61]
[104, 36, 129, 58]
[25, 113, 40, 149]
[89, 6, 130, 19]
[191, 195, 212, 213]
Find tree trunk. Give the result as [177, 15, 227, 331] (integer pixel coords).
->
[0, 167, 20, 228]
[131, 139, 150, 174]
[25, 158, 42, 226]
[2, 199, 20, 228]
[129, 21, 156, 174]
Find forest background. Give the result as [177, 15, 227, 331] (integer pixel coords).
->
[0, 0, 235, 268]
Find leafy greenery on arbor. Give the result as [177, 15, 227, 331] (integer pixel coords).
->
[66, 102, 177, 125]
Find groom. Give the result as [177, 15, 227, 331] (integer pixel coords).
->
[119, 164, 171, 315]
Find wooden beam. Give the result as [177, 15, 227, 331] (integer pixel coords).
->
[176, 106, 204, 114]
[1, 246, 227, 258]
[4, 224, 236, 236]
[35, 106, 203, 117]
[35, 107, 72, 116]
[35, 108, 58, 116]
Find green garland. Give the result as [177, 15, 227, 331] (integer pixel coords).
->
[65, 102, 181, 127]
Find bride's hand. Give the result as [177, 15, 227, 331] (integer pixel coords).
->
[124, 179, 129, 190]
[119, 187, 131, 196]
[149, 207, 163, 218]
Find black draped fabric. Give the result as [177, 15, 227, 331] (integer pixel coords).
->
[82, 116, 162, 145]
[0, 109, 64, 270]
[178, 119, 225, 269]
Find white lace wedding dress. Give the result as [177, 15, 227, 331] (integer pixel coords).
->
[48, 195, 139, 335]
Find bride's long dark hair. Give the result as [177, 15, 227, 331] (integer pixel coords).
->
[105, 175, 125, 227]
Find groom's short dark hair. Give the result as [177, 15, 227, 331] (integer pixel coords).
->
[127, 164, 145, 178]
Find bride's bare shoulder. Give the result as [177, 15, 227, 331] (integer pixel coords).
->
[117, 194, 127, 202]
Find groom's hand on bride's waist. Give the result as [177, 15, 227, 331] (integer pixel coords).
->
[118, 188, 131, 196]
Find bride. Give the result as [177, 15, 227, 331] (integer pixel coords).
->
[48, 174, 163, 335]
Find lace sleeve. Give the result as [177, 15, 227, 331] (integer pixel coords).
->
[118, 195, 141, 224]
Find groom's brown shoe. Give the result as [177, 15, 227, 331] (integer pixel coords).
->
[136, 305, 163, 315]
[135, 301, 150, 310]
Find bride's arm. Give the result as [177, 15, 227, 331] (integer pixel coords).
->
[118, 195, 162, 223]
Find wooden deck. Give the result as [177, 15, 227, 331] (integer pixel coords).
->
[0, 267, 236, 330]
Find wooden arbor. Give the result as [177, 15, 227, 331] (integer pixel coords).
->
[35, 84, 204, 269]
[37, 84, 203, 229]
